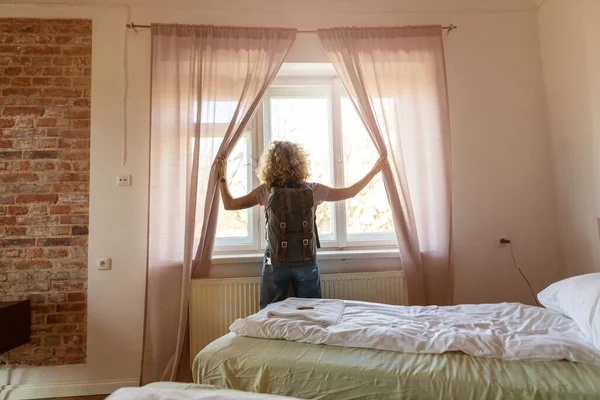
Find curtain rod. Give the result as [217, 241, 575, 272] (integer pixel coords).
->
[125, 23, 458, 33]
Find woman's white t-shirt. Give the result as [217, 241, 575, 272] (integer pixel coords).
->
[252, 183, 330, 211]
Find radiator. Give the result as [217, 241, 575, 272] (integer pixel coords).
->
[189, 270, 406, 358]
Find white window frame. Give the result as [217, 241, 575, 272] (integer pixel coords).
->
[213, 72, 398, 255]
[337, 84, 398, 248]
[212, 126, 257, 253]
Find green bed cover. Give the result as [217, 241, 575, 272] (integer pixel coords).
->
[193, 333, 600, 400]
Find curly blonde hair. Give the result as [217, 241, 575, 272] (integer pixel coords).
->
[257, 141, 311, 188]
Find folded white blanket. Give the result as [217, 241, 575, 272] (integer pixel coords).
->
[107, 386, 299, 400]
[230, 299, 600, 365]
[266, 298, 344, 327]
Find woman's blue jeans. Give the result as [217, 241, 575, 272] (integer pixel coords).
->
[260, 246, 322, 309]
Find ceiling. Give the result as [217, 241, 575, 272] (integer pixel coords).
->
[0, 0, 542, 13]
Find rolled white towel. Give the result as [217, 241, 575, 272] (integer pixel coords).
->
[266, 297, 345, 327]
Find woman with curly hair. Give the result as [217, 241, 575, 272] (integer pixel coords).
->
[217, 140, 387, 308]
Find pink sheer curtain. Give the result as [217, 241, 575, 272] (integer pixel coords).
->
[142, 24, 296, 384]
[318, 26, 452, 306]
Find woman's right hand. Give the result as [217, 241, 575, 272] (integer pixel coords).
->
[324, 153, 389, 202]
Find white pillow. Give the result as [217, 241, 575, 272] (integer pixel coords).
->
[538, 273, 600, 350]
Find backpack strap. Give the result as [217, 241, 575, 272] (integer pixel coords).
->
[314, 214, 321, 249]
[278, 190, 287, 263]
[264, 208, 269, 243]
[299, 189, 310, 261]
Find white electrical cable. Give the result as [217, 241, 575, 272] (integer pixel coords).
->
[122, 5, 131, 167]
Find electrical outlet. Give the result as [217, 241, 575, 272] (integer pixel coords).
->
[497, 236, 510, 247]
[117, 175, 132, 186]
[97, 258, 111, 270]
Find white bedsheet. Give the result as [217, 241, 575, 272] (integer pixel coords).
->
[107, 386, 298, 400]
[230, 299, 600, 365]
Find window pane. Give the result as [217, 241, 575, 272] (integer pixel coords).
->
[197, 101, 242, 124]
[341, 98, 395, 237]
[195, 133, 252, 245]
[267, 93, 334, 237]
[216, 136, 251, 239]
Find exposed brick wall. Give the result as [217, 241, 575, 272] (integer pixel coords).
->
[0, 18, 91, 366]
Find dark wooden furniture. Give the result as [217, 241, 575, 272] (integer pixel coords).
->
[0, 300, 31, 354]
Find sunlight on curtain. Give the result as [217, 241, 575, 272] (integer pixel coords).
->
[318, 26, 452, 306]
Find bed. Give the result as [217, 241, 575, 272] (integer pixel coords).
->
[194, 333, 600, 399]
[193, 291, 600, 400]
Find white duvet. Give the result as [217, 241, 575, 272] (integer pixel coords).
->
[229, 298, 600, 365]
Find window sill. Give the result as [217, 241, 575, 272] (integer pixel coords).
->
[212, 248, 400, 265]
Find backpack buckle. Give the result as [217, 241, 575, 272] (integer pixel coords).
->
[302, 221, 308, 228]
[303, 239, 309, 246]
[281, 241, 288, 248]
[280, 222, 286, 229]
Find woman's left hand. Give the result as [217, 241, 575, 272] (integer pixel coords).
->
[216, 156, 227, 180]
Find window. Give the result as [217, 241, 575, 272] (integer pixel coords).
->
[194, 101, 256, 252]
[214, 74, 397, 254]
[341, 98, 395, 241]
[263, 86, 335, 242]
[214, 134, 253, 244]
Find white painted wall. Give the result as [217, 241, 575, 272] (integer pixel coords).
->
[1, 0, 563, 396]
[0, 5, 143, 399]
[538, 0, 600, 277]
